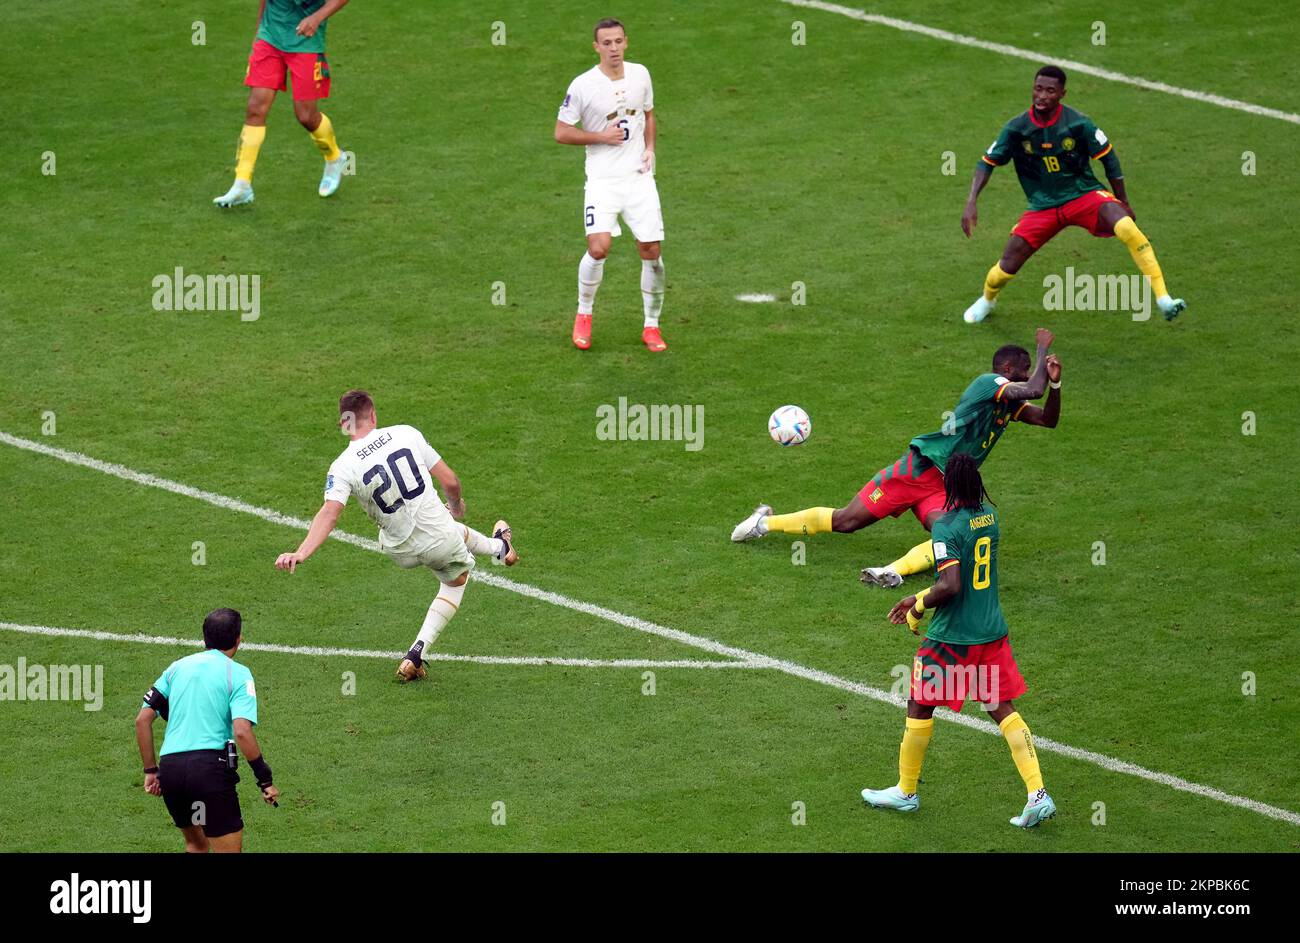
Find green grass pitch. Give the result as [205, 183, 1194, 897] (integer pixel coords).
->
[1, 0, 1297, 851]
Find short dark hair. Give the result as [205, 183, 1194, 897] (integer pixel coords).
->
[992, 344, 1030, 372]
[1035, 65, 1067, 87]
[943, 453, 993, 511]
[339, 388, 374, 419]
[594, 18, 625, 40]
[203, 608, 242, 650]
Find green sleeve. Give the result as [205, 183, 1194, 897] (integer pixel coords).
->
[1082, 117, 1123, 178]
[980, 121, 1016, 168]
[931, 518, 962, 570]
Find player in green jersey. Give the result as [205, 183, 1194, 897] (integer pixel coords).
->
[214, 1, 351, 208]
[861, 453, 1056, 828]
[960, 65, 1185, 324]
[731, 329, 1061, 589]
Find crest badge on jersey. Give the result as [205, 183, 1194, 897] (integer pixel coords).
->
[1062, 136, 1075, 151]
[869, 487, 884, 503]
[1022, 140, 1033, 154]
[325, 473, 334, 492]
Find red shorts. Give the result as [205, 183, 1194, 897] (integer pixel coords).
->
[1011, 189, 1119, 249]
[857, 451, 946, 525]
[245, 39, 331, 101]
[911, 635, 1027, 713]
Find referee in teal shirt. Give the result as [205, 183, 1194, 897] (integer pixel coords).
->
[135, 608, 279, 852]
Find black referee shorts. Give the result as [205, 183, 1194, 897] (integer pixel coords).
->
[159, 749, 244, 838]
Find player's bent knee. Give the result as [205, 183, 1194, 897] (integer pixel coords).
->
[637, 241, 661, 260]
[447, 573, 469, 588]
[586, 240, 610, 260]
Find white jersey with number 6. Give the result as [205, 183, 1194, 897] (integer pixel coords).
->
[323, 424, 455, 549]
[558, 62, 654, 181]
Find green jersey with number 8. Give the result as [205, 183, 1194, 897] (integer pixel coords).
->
[927, 503, 1008, 645]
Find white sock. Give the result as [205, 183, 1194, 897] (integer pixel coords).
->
[411, 581, 466, 652]
[578, 252, 605, 315]
[641, 257, 665, 327]
[460, 525, 504, 559]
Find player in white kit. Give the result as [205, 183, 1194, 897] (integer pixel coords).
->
[555, 18, 668, 353]
[273, 390, 518, 681]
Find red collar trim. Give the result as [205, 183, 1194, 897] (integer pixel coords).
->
[1027, 104, 1063, 128]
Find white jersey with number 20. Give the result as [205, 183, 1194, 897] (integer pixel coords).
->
[323, 424, 454, 548]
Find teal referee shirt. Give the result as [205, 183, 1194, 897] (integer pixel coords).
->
[146, 649, 259, 756]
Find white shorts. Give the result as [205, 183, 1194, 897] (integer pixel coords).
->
[583, 173, 664, 243]
[383, 523, 475, 584]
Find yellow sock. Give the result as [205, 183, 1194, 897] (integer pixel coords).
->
[309, 113, 341, 161]
[999, 711, 1044, 794]
[1113, 216, 1168, 298]
[235, 124, 266, 183]
[888, 539, 934, 577]
[764, 507, 834, 536]
[897, 717, 933, 794]
[983, 262, 1015, 302]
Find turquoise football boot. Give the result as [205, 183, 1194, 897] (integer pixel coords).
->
[861, 785, 919, 812]
[1010, 790, 1057, 828]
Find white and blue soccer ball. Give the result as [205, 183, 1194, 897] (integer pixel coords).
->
[768, 404, 811, 446]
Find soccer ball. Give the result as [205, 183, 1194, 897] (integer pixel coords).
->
[768, 404, 811, 446]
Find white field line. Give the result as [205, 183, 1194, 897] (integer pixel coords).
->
[781, 0, 1300, 126]
[0, 622, 755, 670]
[2, 430, 1298, 827]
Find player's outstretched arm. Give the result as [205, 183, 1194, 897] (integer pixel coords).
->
[430, 460, 465, 519]
[555, 120, 624, 147]
[1016, 355, 1062, 428]
[961, 164, 993, 237]
[275, 500, 344, 572]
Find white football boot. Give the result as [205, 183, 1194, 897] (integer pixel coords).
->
[861, 785, 919, 812]
[319, 156, 344, 197]
[213, 179, 254, 208]
[963, 296, 995, 324]
[860, 565, 903, 589]
[730, 504, 772, 542]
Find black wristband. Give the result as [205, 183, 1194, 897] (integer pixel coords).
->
[143, 766, 159, 775]
[249, 755, 272, 786]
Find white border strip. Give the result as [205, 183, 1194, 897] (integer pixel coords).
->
[781, 0, 1300, 125]
[3, 430, 1297, 826]
[0, 622, 759, 671]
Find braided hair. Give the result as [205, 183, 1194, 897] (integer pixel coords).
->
[943, 453, 993, 511]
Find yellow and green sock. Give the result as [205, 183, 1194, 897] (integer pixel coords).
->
[999, 711, 1045, 795]
[898, 716, 934, 795]
[235, 124, 266, 183]
[983, 262, 1015, 302]
[764, 507, 834, 536]
[1113, 216, 1169, 298]
[888, 539, 934, 577]
[309, 113, 341, 162]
